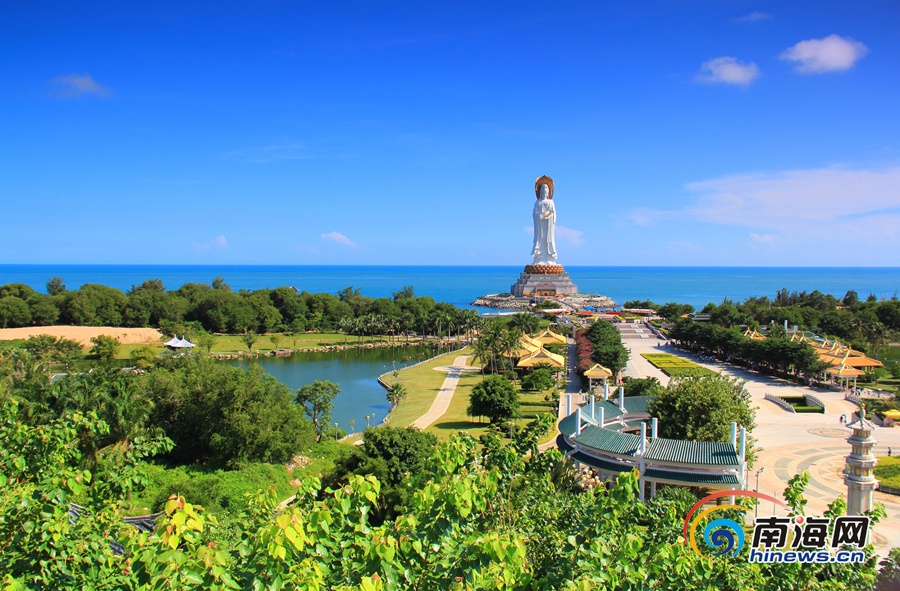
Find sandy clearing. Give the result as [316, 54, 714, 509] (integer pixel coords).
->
[0, 326, 164, 347]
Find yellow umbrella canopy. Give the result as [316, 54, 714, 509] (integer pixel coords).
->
[584, 363, 613, 378]
[517, 346, 565, 368]
[882, 410, 900, 420]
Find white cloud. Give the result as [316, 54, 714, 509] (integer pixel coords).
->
[780, 35, 868, 73]
[555, 225, 584, 246]
[749, 233, 775, 246]
[321, 231, 357, 247]
[696, 57, 760, 86]
[193, 235, 229, 251]
[51, 73, 111, 98]
[683, 165, 900, 246]
[734, 11, 773, 23]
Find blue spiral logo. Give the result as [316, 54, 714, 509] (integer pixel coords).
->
[703, 518, 745, 557]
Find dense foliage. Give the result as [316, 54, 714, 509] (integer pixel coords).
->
[473, 319, 525, 374]
[0, 278, 482, 339]
[669, 318, 825, 379]
[323, 426, 438, 521]
[647, 374, 756, 446]
[467, 375, 520, 424]
[574, 320, 629, 378]
[0, 394, 889, 590]
[1, 352, 316, 470]
[622, 376, 665, 398]
[695, 290, 899, 356]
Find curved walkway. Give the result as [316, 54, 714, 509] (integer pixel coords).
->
[410, 355, 477, 430]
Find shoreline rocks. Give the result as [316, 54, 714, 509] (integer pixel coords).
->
[472, 293, 618, 311]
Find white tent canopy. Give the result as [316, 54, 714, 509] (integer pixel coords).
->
[164, 335, 195, 349]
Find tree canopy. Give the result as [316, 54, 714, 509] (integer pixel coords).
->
[296, 380, 340, 441]
[467, 375, 520, 424]
[647, 374, 756, 445]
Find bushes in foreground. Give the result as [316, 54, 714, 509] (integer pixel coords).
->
[0, 397, 889, 590]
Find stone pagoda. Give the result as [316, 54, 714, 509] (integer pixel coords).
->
[844, 405, 879, 516]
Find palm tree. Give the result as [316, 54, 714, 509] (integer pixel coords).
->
[502, 327, 525, 372]
[337, 317, 354, 346]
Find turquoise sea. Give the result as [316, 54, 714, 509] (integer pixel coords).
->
[2, 265, 899, 310]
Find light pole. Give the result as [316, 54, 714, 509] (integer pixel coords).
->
[755, 467, 765, 520]
[334, 422, 339, 441]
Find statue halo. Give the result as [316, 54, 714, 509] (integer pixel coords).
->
[534, 175, 554, 200]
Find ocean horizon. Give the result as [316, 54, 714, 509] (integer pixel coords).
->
[1, 264, 898, 311]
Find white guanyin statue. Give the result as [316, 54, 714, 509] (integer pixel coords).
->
[531, 175, 557, 265]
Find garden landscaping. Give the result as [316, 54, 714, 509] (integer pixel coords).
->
[640, 353, 717, 377]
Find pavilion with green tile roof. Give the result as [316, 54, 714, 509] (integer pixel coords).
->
[560, 387, 747, 500]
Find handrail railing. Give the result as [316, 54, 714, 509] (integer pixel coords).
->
[765, 393, 795, 413]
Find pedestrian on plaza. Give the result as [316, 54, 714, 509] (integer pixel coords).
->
[839, 414, 844, 424]
[889, 448, 893, 457]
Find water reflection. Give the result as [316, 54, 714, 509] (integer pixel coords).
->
[230, 345, 440, 432]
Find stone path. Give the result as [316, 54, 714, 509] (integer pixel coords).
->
[538, 340, 578, 452]
[410, 355, 477, 430]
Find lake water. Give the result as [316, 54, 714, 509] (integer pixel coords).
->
[229, 344, 440, 430]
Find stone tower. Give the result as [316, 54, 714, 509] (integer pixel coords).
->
[844, 406, 879, 516]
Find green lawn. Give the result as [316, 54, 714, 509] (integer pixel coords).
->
[108, 331, 402, 360]
[383, 348, 476, 429]
[426, 371, 490, 441]
[426, 371, 559, 444]
[641, 353, 717, 377]
[874, 456, 900, 489]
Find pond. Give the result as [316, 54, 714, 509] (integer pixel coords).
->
[230, 344, 441, 433]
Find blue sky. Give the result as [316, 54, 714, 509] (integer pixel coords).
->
[2, 1, 899, 266]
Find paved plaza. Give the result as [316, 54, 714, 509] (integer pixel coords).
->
[621, 328, 900, 552]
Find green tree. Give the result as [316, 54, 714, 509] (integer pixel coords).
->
[387, 381, 407, 407]
[129, 345, 157, 369]
[467, 374, 519, 424]
[89, 334, 120, 360]
[46, 276, 66, 295]
[137, 356, 314, 467]
[648, 374, 756, 446]
[22, 334, 82, 364]
[296, 380, 340, 442]
[623, 376, 665, 398]
[391, 285, 415, 300]
[241, 330, 259, 352]
[0, 296, 32, 328]
[508, 312, 540, 334]
[521, 368, 552, 391]
[196, 330, 216, 355]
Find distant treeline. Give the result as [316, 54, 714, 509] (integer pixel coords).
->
[0, 277, 481, 336]
[626, 288, 900, 351]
